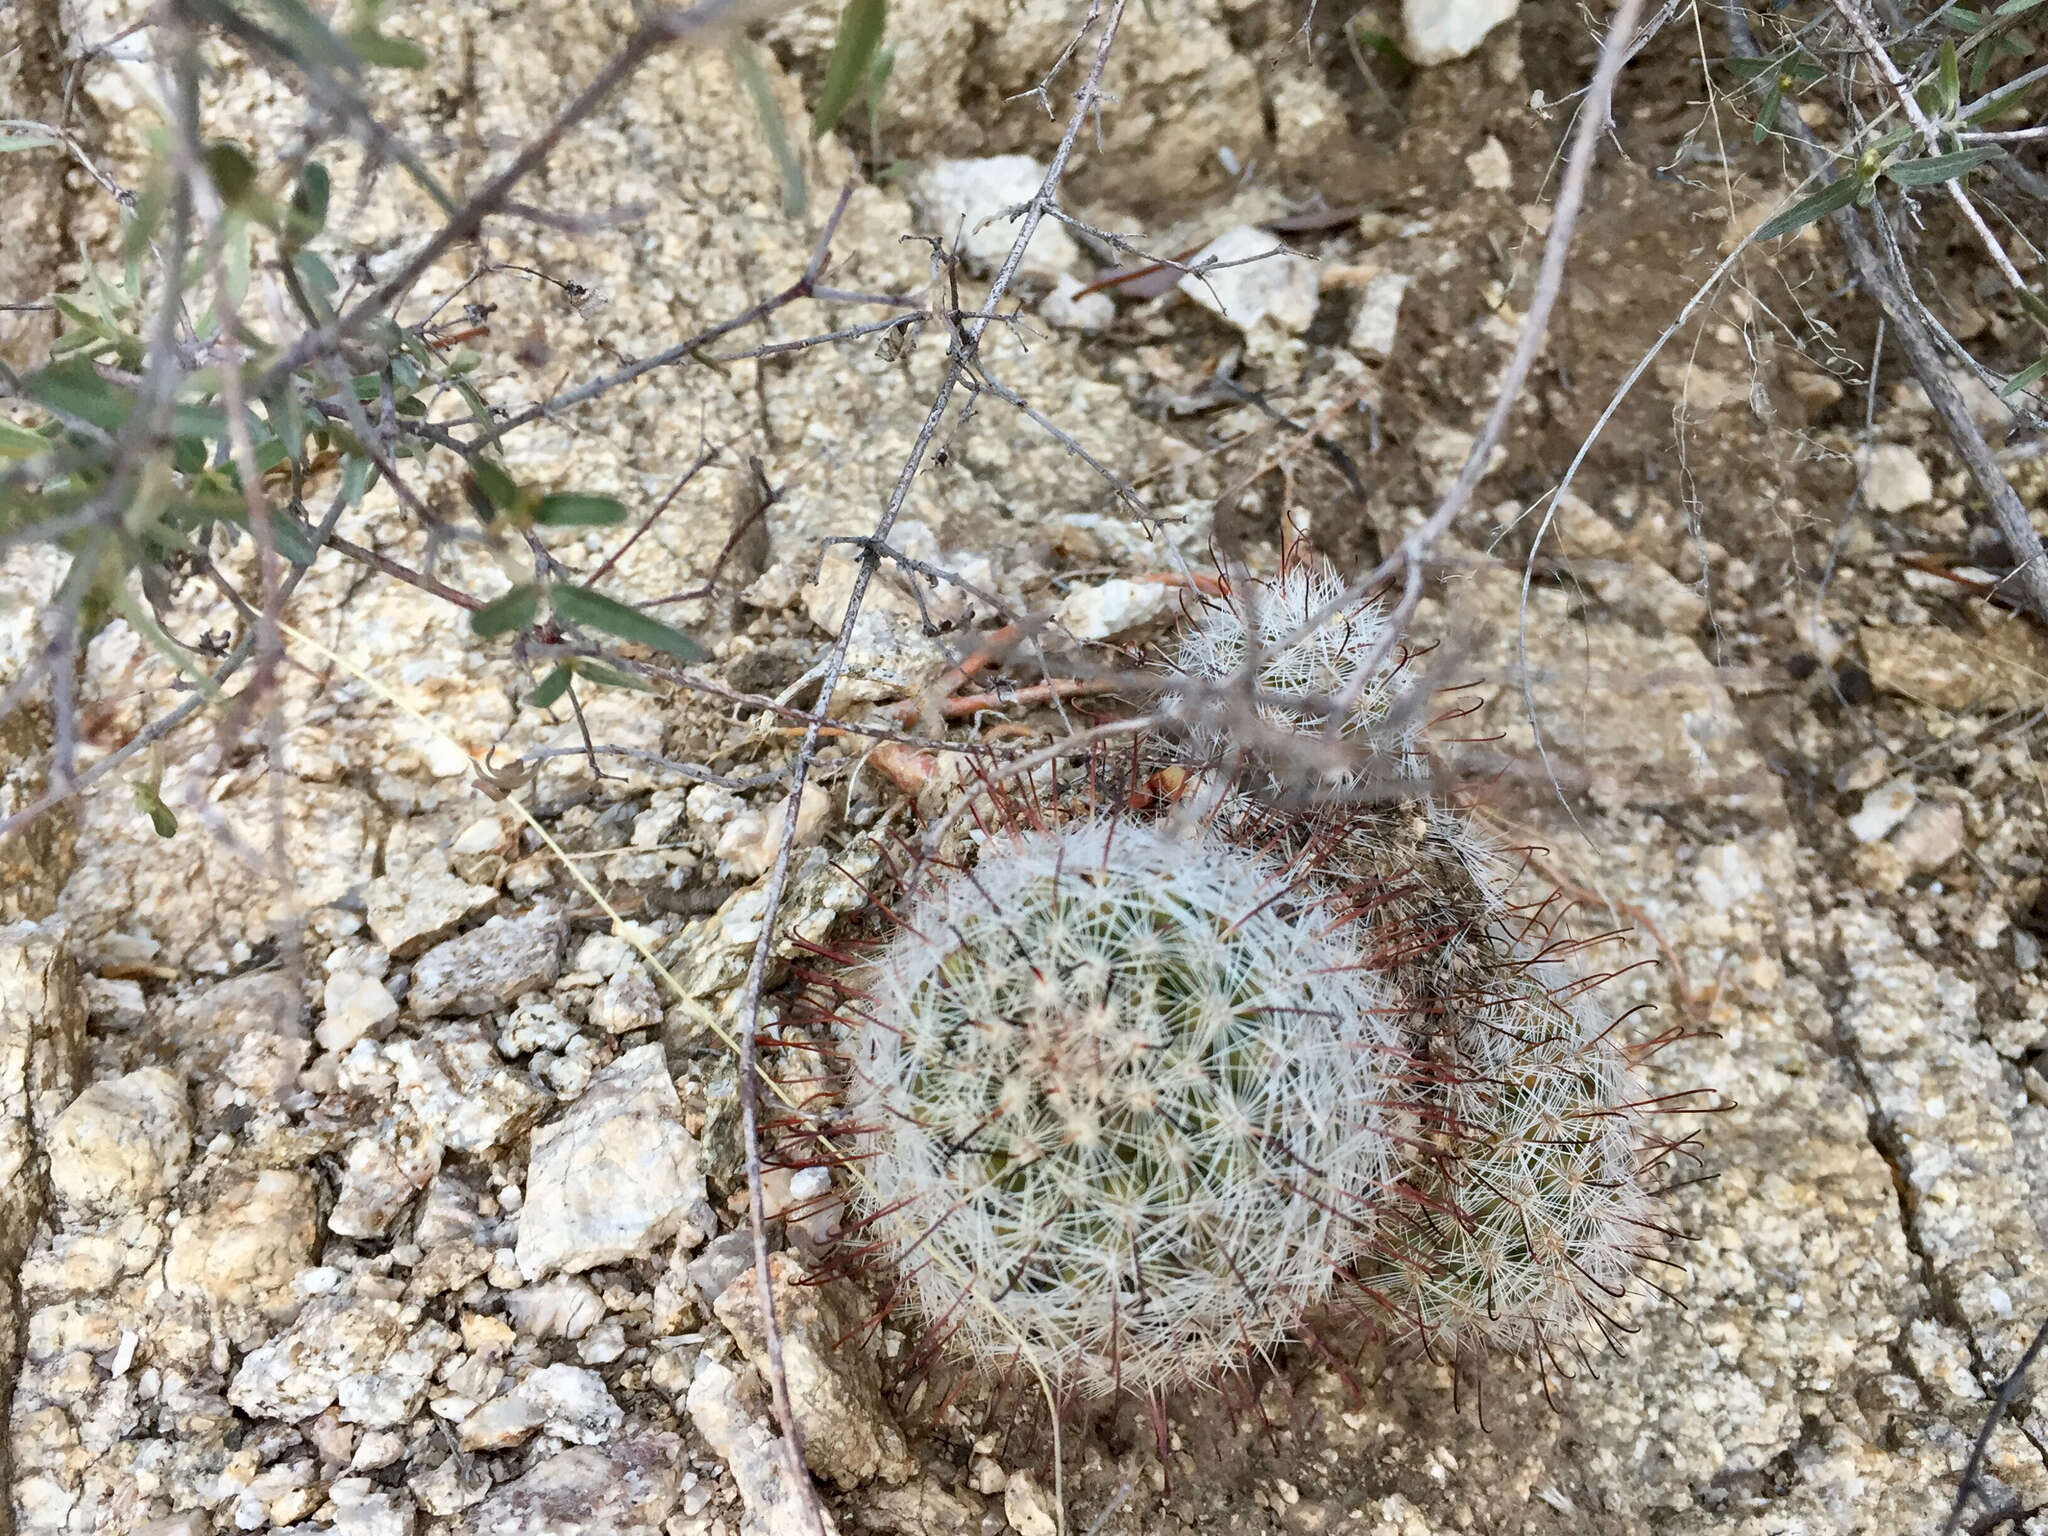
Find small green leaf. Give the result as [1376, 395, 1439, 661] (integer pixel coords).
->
[0, 418, 54, 458]
[1994, 0, 2045, 15]
[52, 294, 117, 343]
[532, 492, 627, 527]
[811, 0, 888, 140]
[1884, 146, 2000, 186]
[1936, 40, 1960, 114]
[347, 28, 429, 67]
[468, 458, 519, 513]
[294, 250, 339, 305]
[730, 36, 806, 220]
[286, 162, 330, 244]
[572, 659, 653, 693]
[450, 378, 493, 428]
[252, 435, 289, 474]
[170, 401, 227, 441]
[340, 453, 376, 506]
[132, 782, 178, 839]
[265, 388, 310, 466]
[550, 584, 707, 661]
[1971, 41, 1997, 92]
[269, 509, 320, 565]
[0, 132, 57, 152]
[25, 358, 131, 430]
[865, 42, 896, 146]
[528, 664, 572, 708]
[1755, 175, 1863, 240]
[204, 140, 259, 206]
[472, 584, 541, 638]
[1753, 82, 1781, 141]
[2002, 356, 2048, 396]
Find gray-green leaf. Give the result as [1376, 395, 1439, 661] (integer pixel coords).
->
[1883, 147, 2000, 187]
[730, 36, 806, 220]
[1755, 175, 1862, 241]
[133, 782, 178, 838]
[472, 584, 541, 638]
[550, 584, 707, 661]
[812, 0, 888, 140]
[529, 664, 572, 708]
[2002, 356, 2048, 396]
[532, 492, 626, 527]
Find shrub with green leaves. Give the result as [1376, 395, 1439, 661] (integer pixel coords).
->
[0, 0, 904, 839]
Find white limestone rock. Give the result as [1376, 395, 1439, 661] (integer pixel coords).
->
[1403, 0, 1518, 63]
[329, 1118, 444, 1239]
[516, 1044, 706, 1280]
[712, 1252, 915, 1489]
[1860, 442, 1934, 513]
[1177, 225, 1318, 335]
[1040, 273, 1115, 332]
[163, 1170, 319, 1331]
[456, 1437, 683, 1536]
[365, 847, 500, 959]
[714, 785, 833, 881]
[458, 1364, 622, 1452]
[409, 905, 566, 1019]
[1348, 272, 1409, 360]
[320, 969, 399, 1053]
[46, 1066, 190, 1216]
[228, 1294, 454, 1427]
[327, 1478, 417, 1536]
[504, 1277, 607, 1340]
[1053, 578, 1174, 641]
[688, 1355, 841, 1536]
[906, 155, 1080, 278]
[387, 1021, 546, 1155]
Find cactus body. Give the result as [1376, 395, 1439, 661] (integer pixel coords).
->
[844, 817, 1402, 1395]
[1362, 978, 1660, 1366]
[1174, 558, 1419, 784]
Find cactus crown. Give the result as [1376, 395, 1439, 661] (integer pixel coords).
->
[1174, 557, 1418, 774]
[844, 817, 1401, 1394]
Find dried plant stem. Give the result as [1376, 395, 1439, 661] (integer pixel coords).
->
[1300, 0, 1650, 731]
[253, 0, 787, 397]
[1942, 1312, 2048, 1536]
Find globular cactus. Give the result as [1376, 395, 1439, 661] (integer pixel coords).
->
[1360, 974, 1670, 1374]
[839, 816, 1403, 1396]
[816, 548, 1698, 1412]
[1218, 794, 1514, 999]
[1172, 555, 1420, 789]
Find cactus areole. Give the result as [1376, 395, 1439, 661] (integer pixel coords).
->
[845, 818, 1401, 1395]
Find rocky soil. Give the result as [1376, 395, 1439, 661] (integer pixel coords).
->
[4, 0, 2048, 1534]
